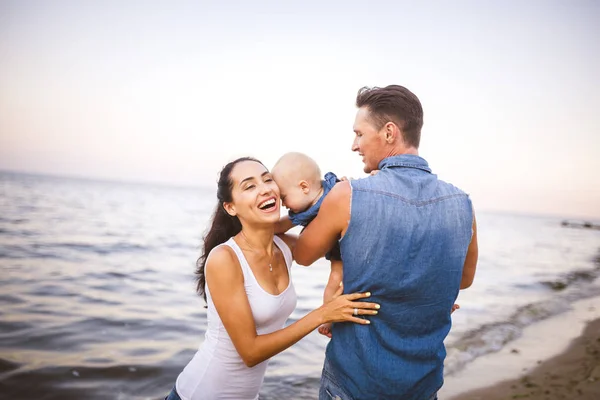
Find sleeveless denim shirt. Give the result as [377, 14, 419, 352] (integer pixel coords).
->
[325, 154, 473, 400]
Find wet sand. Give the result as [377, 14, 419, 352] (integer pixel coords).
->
[453, 317, 600, 399]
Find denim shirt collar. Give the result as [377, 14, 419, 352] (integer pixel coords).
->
[378, 154, 431, 173]
[288, 172, 339, 226]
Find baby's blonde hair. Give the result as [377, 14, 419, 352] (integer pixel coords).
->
[272, 152, 322, 187]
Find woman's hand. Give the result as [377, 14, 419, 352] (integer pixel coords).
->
[318, 284, 379, 325]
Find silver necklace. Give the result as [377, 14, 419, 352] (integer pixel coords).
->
[240, 231, 275, 272]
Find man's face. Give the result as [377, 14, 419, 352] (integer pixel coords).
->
[352, 107, 386, 173]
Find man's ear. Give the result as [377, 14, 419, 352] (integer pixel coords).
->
[223, 202, 236, 217]
[299, 180, 310, 194]
[384, 121, 399, 144]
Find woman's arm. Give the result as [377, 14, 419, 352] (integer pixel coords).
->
[277, 233, 297, 256]
[274, 216, 295, 234]
[206, 245, 378, 368]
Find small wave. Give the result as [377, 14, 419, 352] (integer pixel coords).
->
[0, 320, 33, 335]
[107, 271, 128, 279]
[260, 375, 321, 400]
[0, 245, 69, 261]
[78, 294, 122, 306]
[26, 283, 78, 298]
[51, 241, 150, 255]
[0, 363, 170, 400]
[540, 261, 600, 291]
[0, 358, 21, 374]
[162, 241, 196, 251]
[0, 294, 27, 305]
[1, 229, 39, 237]
[0, 242, 152, 260]
[445, 284, 600, 375]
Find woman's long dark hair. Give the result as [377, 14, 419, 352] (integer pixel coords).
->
[195, 157, 264, 302]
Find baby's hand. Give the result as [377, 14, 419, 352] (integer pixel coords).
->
[318, 323, 333, 338]
[451, 303, 460, 314]
[339, 170, 379, 181]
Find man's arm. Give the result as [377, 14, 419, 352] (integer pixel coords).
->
[294, 181, 350, 266]
[460, 213, 478, 289]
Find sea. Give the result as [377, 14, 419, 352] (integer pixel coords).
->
[1, 171, 599, 400]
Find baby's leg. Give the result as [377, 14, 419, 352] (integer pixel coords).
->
[318, 260, 344, 338]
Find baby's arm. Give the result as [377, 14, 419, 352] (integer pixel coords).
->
[274, 216, 296, 234]
[323, 260, 343, 303]
[318, 259, 344, 338]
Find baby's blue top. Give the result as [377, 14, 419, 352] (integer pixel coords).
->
[288, 172, 339, 226]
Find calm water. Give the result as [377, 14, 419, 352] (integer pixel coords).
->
[1, 171, 599, 400]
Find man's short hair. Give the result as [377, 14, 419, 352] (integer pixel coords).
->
[356, 85, 423, 148]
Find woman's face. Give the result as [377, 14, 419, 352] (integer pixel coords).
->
[225, 160, 281, 226]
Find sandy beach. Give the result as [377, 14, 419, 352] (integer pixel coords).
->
[456, 318, 600, 399]
[442, 296, 600, 400]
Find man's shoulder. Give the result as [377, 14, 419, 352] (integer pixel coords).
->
[346, 171, 383, 190]
[350, 171, 470, 204]
[434, 176, 469, 197]
[324, 180, 351, 203]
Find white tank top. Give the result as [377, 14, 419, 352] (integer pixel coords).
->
[175, 236, 297, 400]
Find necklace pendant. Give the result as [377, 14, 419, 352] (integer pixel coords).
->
[269, 264, 273, 272]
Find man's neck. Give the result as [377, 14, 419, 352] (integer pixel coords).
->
[386, 146, 419, 158]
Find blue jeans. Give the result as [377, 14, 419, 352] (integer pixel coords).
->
[319, 360, 354, 400]
[319, 358, 438, 400]
[165, 386, 182, 400]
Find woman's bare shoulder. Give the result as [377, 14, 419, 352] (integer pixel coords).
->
[205, 243, 241, 278]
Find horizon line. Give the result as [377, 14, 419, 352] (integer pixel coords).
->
[1, 168, 599, 222]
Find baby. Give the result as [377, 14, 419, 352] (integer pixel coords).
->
[272, 152, 341, 337]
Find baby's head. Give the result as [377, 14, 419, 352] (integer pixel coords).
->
[272, 152, 323, 213]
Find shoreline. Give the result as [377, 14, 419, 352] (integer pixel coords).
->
[440, 296, 600, 399]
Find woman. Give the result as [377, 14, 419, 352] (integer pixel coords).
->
[165, 157, 379, 400]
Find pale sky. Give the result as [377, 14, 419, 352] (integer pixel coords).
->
[1, 0, 599, 218]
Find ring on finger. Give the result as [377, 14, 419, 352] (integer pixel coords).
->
[353, 308, 358, 316]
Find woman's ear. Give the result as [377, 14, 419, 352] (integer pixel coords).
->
[223, 202, 236, 217]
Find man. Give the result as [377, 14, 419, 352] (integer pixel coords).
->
[294, 85, 478, 400]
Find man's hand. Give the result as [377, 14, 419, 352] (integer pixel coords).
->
[339, 170, 379, 181]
